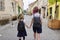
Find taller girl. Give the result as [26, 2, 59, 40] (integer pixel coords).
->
[30, 7, 42, 40]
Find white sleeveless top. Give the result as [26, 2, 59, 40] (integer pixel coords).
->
[32, 12, 42, 18]
[33, 13, 40, 17]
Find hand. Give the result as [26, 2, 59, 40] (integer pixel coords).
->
[26, 25, 30, 28]
[26, 25, 29, 28]
[29, 25, 32, 28]
[28, 26, 31, 28]
[27, 25, 31, 28]
[27, 27, 30, 28]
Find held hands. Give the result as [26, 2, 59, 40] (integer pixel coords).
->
[26, 25, 31, 28]
[26, 25, 32, 28]
[25, 22, 32, 28]
[27, 25, 31, 28]
[29, 24, 32, 28]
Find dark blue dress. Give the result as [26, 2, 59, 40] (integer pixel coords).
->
[17, 21, 27, 37]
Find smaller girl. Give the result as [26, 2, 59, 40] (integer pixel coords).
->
[17, 14, 28, 40]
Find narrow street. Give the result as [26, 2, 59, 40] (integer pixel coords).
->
[0, 15, 60, 40]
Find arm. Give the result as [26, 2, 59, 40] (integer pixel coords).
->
[40, 15, 42, 24]
[30, 18, 34, 28]
[17, 21, 20, 31]
[25, 23, 28, 28]
[40, 18, 42, 24]
[23, 20, 29, 28]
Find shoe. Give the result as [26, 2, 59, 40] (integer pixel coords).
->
[19, 39, 21, 40]
[23, 39, 25, 40]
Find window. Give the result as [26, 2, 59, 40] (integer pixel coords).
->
[42, 7, 46, 18]
[39, 9, 41, 14]
[55, 5, 59, 19]
[12, 2, 14, 11]
[18, 6, 20, 14]
[47, 11, 48, 16]
[50, 7, 52, 15]
[15, 2, 16, 11]
[0, 0, 5, 11]
[49, 7, 52, 19]
[47, 9, 48, 16]
[12, 2, 16, 12]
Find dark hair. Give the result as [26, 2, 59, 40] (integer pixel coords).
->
[33, 7, 39, 14]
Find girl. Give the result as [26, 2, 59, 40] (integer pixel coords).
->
[17, 14, 28, 40]
[30, 7, 42, 40]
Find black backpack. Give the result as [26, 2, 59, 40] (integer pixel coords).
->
[34, 17, 41, 24]
[17, 21, 25, 31]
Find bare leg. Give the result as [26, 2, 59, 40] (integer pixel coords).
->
[23, 36, 25, 40]
[34, 33, 36, 40]
[19, 37, 21, 40]
[37, 33, 40, 40]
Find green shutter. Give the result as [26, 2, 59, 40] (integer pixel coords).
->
[18, 5, 20, 14]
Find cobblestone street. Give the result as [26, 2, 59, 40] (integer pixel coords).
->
[0, 15, 60, 40]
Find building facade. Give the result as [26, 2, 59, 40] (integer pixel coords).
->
[48, 0, 60, 20]
[48, 0, 60, 29]
[0, 0, 24, 20]
[38, 0, 48, 18]
[28, 0, 47, 17]
[18, 0, 24, 14]
[28, 0, 38, 15]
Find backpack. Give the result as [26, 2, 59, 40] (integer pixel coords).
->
[33, 16, 41, 27]
[34, 17, 41, 24]
[17, 21, 25, 31]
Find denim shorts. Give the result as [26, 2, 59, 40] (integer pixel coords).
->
[33, 24, 42, 33]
